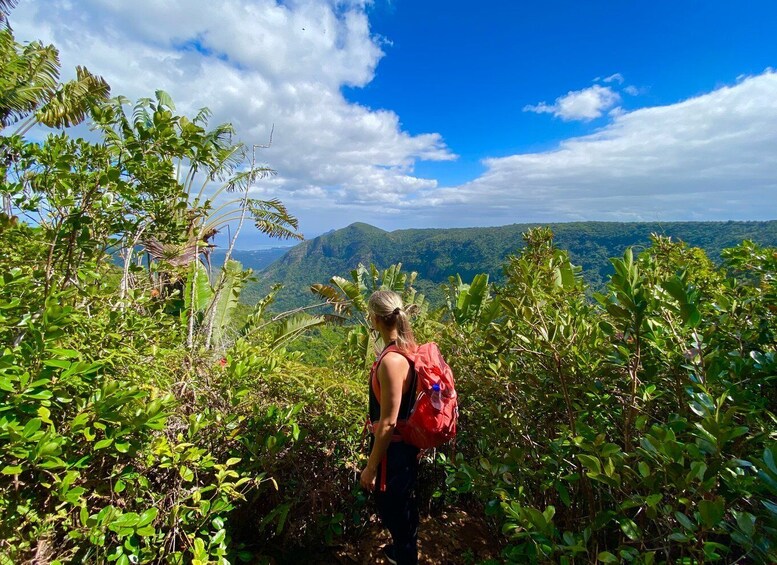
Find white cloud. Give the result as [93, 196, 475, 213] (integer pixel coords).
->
[602, 73, 624, 84]
[524, 84, 621, 121]
[623, 85, 640, 96]
[426, 70, 777, 225]
[10, 0, 454, 237]
[8, 4, 777, 240]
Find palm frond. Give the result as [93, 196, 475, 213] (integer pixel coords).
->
[192, 106, 212, 125]
[155, 89, 175, 111]
[0, 34, 60, 127]
[310, 283, 352, 315]
[381, 263, 407, 292]
[350, 263, 370, 300]
[184, 260, 213, 314]
[141, 237, 206, 267]
[368, 263, 380, 290]
[36, 66, 109, 128]
[248, 198, 303, 241]
[331, 275, 367, 312]
[271, 312, 326, 350]
[0, 0, 18, 21]
[322, 313, 348, 325]
[132, 97, 153, 128]
[207, 146, 246, 184]
[223, 166, 274, 192]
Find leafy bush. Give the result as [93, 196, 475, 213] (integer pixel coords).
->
[442, 229, 777, 563]
[4, 13, 777, 563]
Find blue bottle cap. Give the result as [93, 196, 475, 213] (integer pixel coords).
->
[432, 383, 440, 391]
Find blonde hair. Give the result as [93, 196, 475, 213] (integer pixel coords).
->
[368, 290, 417, 354]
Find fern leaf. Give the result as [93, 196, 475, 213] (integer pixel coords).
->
[271, 313, 326, 350]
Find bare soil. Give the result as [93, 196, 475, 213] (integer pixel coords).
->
[315, 508, 501, 564]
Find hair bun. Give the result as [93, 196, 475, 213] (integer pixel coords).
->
[393, 307, 401, 316]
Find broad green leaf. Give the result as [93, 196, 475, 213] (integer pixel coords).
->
[578, 454, 601, 474]
[155, 89, 175, 109]
[523, 507, 548, 531]
[180, 466, 194, 482]
[661, 277, 687, 304]
[23, 418, 42, 437]
[43, 359, 71, 369]
[675, 511, 696, 531]
[600, 443, 621, 457]
[184, 261, 213, 313]
[762, 499, 777, 516]
[598, 552, 618, 563]
[734, 511, 755, 536]
[764, 448, 777, 474]
[209, 259, 245, 347]
[137, 508, 157, 527]
[555, 481, 571, 507]
[193, 537, 207, 558]
[619, 518, 641, 541]
[37, 406, 52, 423]
[136, 525, 155, 536]
[271, 312, 326, 350]
[698, 497, 725, 528]
[212, 529, 226, 544]
[680, 304, 701, 328]
[45, 348, 80, 358]
[94, 438, 113, 450]
[109, 512, 140, 530]
[703, 541, 729, 560]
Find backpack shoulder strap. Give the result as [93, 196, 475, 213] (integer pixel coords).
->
[372, 344, 417, 418]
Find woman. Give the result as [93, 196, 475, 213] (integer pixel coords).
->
[360, 290, 420, 565]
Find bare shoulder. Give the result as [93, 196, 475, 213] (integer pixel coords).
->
[380, 351, 410, 375]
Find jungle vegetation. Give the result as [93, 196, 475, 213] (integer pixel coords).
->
[2, 14, 777, 565]
[245, 220, 777, 312]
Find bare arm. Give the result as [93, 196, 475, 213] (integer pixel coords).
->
[360, 353, 410, 490]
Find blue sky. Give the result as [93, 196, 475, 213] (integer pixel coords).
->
[12, 0, 777, 248]
[349, 1, 777, 183]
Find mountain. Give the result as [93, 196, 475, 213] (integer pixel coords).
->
[241, 220, 777, 311]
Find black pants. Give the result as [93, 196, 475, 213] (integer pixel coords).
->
[374, 441, 420, 565]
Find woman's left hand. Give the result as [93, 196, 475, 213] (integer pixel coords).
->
[360, 465, 376, 491]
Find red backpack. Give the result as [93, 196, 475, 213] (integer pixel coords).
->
[382, 343, 458, 449]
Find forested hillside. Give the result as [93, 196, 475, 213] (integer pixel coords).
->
[3, 14, 777, 565]
[245, 220, 777, 311]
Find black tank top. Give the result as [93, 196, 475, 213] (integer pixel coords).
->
[368, 345, 416, 425]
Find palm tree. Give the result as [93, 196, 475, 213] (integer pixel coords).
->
[97, 92, 303, 349]
[0, 30, 109, 133]
[0, 0, 17, 26]
[0, 27, 109, 213]
[0, 30, 58, 128]
[311, 263, 427, 368]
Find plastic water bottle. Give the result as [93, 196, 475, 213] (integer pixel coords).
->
[430, 383, 443, 410]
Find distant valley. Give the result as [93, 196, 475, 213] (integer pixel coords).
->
[212, 247, 290, 272]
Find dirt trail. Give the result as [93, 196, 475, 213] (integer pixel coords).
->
[323, 508, 501, 564]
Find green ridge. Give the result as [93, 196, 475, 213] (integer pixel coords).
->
[240, 220, 777, 311]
